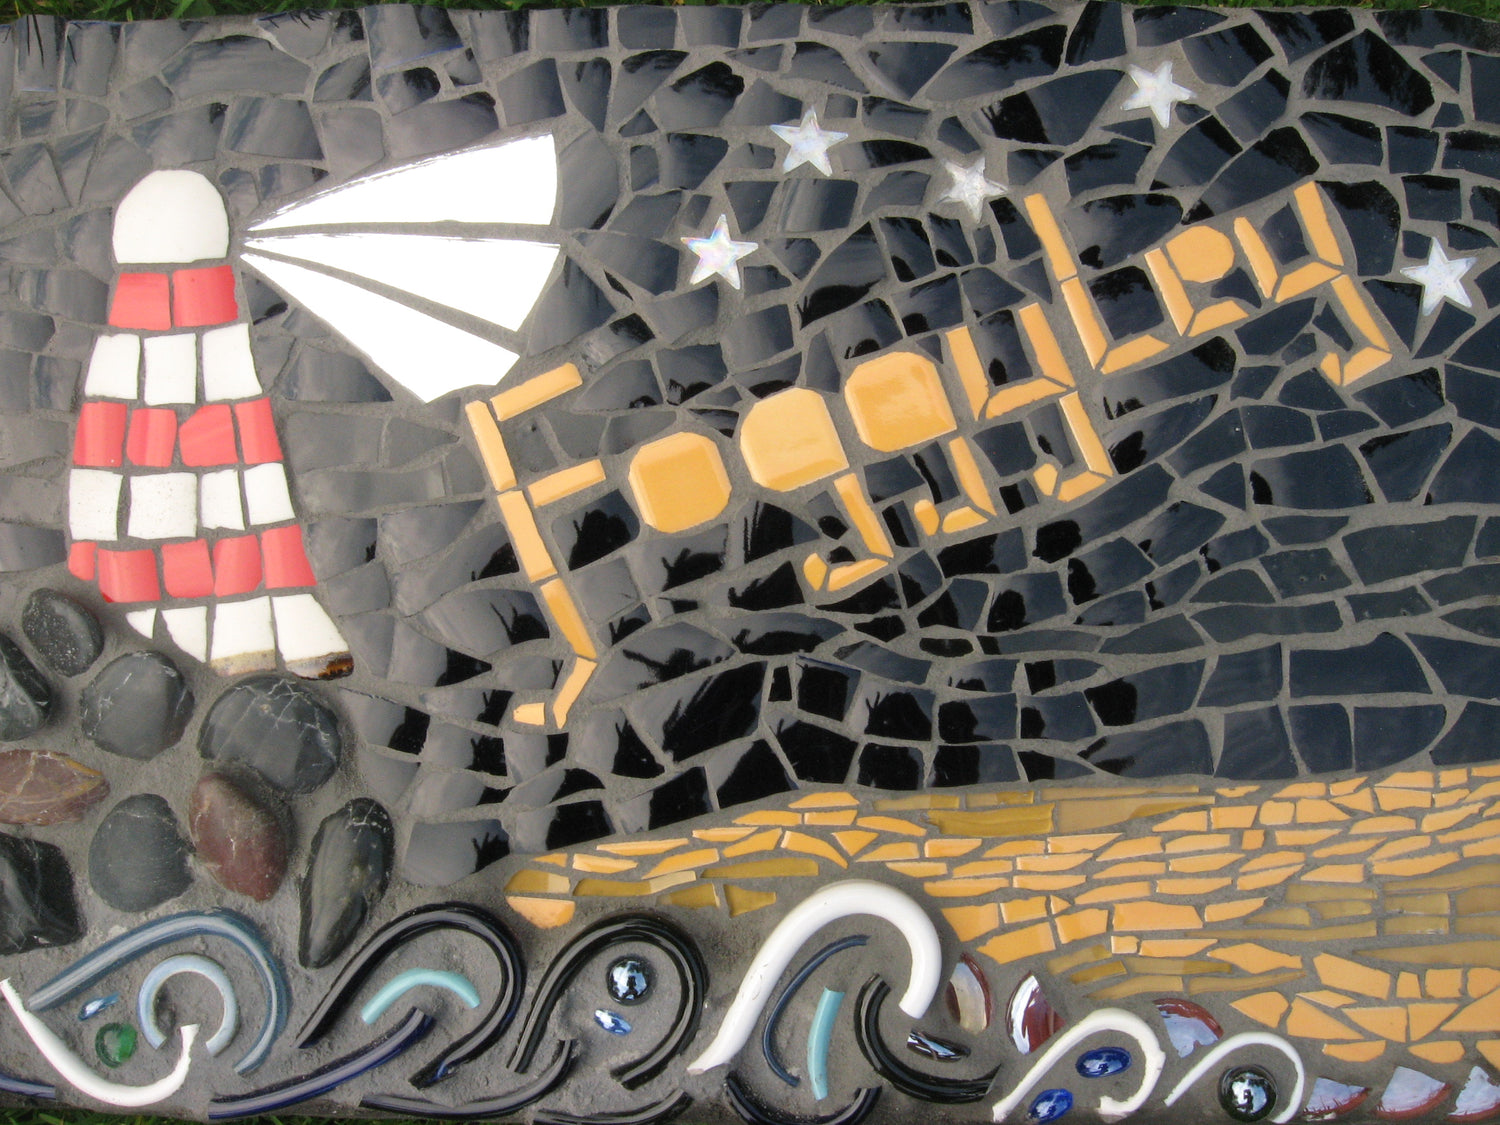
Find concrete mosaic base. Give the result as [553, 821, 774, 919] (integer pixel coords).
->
[3, 1, 1500, 1120]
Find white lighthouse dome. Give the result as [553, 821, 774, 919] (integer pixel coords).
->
[113, 170, 230, 266]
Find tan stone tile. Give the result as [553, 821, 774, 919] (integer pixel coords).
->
[1313, 900, 1375, 919]
[1397, 972, 1423, 999]
[1126, 955, 1227, 976]
[1113, 901, 1202, 931]
[1259, 801, 1294, 825]
[1094, 975, 1183, 999]
[1154, 810, 1210, 832]
[723, 828, 782, 857]
[1333, 790, 1377, 814]
[1303, 864, 1367, 883]
[574, 878, 651, 897]
[928, 806, 1049, 836]
[1426, 969, 1463, 998]
[1330, 776, 1369, 796]
[1170, 853, 1240, 872]
[1232, 991, 1289, 1029]
[1165, 832, 1233, 853]
[1472, 969, 1500, 995]
[1191, 969, 1306, 995]
[1409, 1041, 1465, 1065]
[660, 883, 720, 909]
[507, 896, 577, 928]
[1323, 1041, 1385, 1062]
[1296, 799, 1349, 823]
[1287, 997, 1363, 1040]
[1047, 943, 1110, 973]
[1351, 815, 1419, 835]
[859, 841, 920, 863]
[1097, 860, 1169, 879]
[1157, 877, 1233, 895]
[925, 837, 982, 858]
[1424, 805, 1480, 832]
[645, 847, 721, 877]
[1315, 954, 1392, 999]
[943, 902, 1001, 942]
[857, 814, 928, 835]
[803, 810, 858, 826]
[790, 791, 859, 809]
[1238, 868, 1302, 891]
[572, 854, 638, 874]
[953, 859, 1014, 877]
[1001, 896, 1049, 924]
[1015, 853, 1090, 871]
[1313, 839, 1380, 858]
[1240, 829, 1266, 849]
[782, 831, 849, 868]
[1134, 936, 1218, 954]
[1373, 853, 1459, 877]
[1276, 829, 1339, 845]
[1479, 1041, 1500, 1070]
[983, 840, 1045, 857]
[725, 885, 777, 917]
[1070, 960, 1127, 985]
[1078, 882, 1153, 904]
[1111, 935, 1139, 954]
[923, 877, 1011, 897]
[695, 827, 756, 843]
[978, 920, 1056, 965]
[1013, 874, 1086, 891]
[702, 858, 821, 879]
[1387, 892, 1449, 915]
[1209, 943, 1303, 973]
[1300, 990, 1355, 1008]
[1288, 882, 1378, 901]
[1204, 897, 1266, 922]
[876, 794, 963, 811]
[833, 830, 879, 856]
[1410, 1002, 1460, 1038]
[1376, 787, 1433, 811]
[737, 810, 801, 827]
[1211, 806, 1257, 829]
[887, 861, 948, 877]
[600, 838, 689, 856]
[1385, 917, 1449, 935]
[1241, 850, 1307, 872]
[1370, 836, 1432, 861]
[506, 869, 572, 894]
[1054, 908, 1109, 944]
[1098, 837, 1164, 860]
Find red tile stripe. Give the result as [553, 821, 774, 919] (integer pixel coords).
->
[75, 528, 320, 603]
[107, 266, 238, 331]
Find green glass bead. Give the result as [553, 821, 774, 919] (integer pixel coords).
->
[95, 1022, 137, 1068]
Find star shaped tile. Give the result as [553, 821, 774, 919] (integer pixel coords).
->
[1121, 61, 1194, 128]
[682, 214, 758, 289]
[769, 109, 849, 176]
[1401, 241, 1476, 316]
[939, 157, 1006, 222]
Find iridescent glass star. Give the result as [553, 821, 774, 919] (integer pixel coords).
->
[769, 110, 849, 176]
[1401, 241, 1476, 315]
[1122, 61, 1194, 128]
[682, 214, 758, 289]
[939, 157, 1006, 222]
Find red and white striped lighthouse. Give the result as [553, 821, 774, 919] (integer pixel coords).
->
[67, 169, 351, 680]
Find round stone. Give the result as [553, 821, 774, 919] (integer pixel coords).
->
[1220, 1065, 1277, 1122]
[189, 772, 288, 902]
[0, 634, 52, 743]
[606, 957, 653, 1005]
[299, 799, 393, 969]
[200, 675, 341, 793]
[88, 794, 192, 913]
[1028, 1088, 1073, 1123]
[0, 831, 83, 955]
[95, 1022, 137, 1068]
[80, 651, 193, 761]
[1077, 1045, 1132, 1079]
[22, 589, 103, 676]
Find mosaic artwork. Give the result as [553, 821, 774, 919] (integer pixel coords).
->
[6, 0, 1500, 1119]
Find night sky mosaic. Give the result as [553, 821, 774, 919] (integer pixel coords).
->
[6, 3, 1500, 1121]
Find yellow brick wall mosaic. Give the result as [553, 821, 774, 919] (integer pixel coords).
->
[504, 767, 1500, 1073]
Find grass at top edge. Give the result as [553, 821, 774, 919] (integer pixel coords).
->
[7, 0, 1500, 29]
